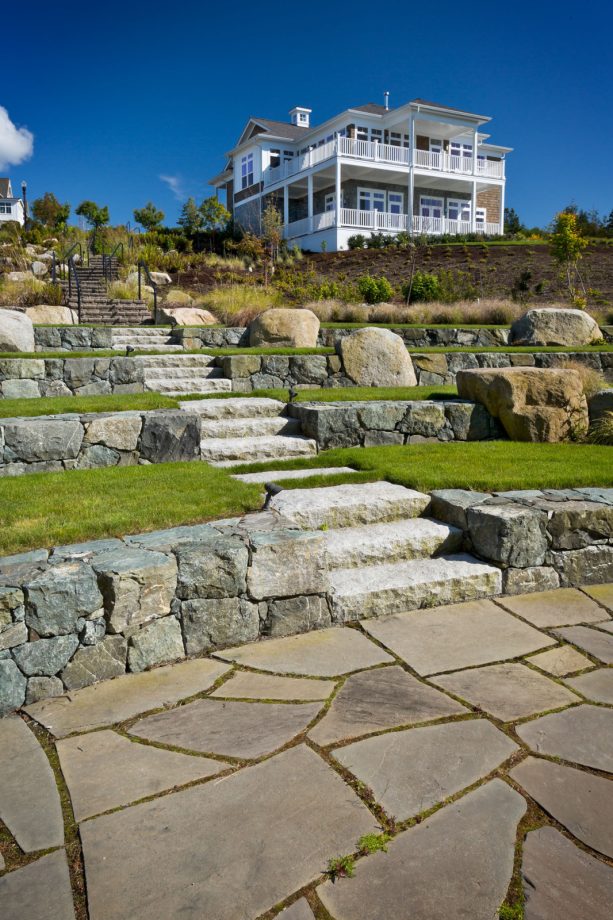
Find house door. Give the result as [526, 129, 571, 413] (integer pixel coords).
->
[420, 197, 443, 219]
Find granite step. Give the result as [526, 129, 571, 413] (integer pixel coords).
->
[148, 378, 232, 395]
[179, 398, 287, 419]
[232, 466, 358, 484]
[330, 553, 503, 621]
[324, 518, 463, 569]
[200, 416, 302, 439]
[268, 482, 431, 530]
[201, 434, 317, 465]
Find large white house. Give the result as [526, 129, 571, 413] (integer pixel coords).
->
[210, 96, 511, 251]
[0, 179, 25, 226]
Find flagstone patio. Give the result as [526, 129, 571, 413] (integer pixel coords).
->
[1, 585, 612, 919]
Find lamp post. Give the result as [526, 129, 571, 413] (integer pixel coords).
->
[21, 180, 28, 229]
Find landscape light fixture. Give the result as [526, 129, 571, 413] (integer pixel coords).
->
[126, 345, 135, 356]
[288, 385, 298, 403]
[263, 482, 283, 510]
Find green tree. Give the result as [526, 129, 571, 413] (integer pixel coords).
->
[75, 200, 109, 228]
[504, 207, 522, 235]
[549, 211, 588, 302]
[31, 192, 70, 229]
[133, 201, 164, 232]
[199, 196, 230, 232]
[177, 197, 203, 235]
[605, 209, 613, 237]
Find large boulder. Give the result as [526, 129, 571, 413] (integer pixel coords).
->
[339, 327, 417, 387]
[457, 367, 588, 442]
[249, 308, 320, 348]
[149, 271, 172, 285]
[159, 307, 217, 326]
[0, 308, 35, 352]
[510, 308, 602, 346]
[25, 305, 78, 325]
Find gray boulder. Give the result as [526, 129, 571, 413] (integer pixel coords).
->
[3, 418, 84, 462]
[139, 411, 201, 463]
[510, 308, 602, 346]
[467, 504, 548, 567]
[249, 308, 320, 348]
[339, 328, 417, 386]
[12, 634, 79, 677]
[25, 562, 103, 636]
[0, 308, 35, 352]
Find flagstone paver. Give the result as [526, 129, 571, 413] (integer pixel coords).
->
[553, 625, 613, 663]
[215, 627, 394, 676]
[432, 662, 579, 721]
[318, 779, 526, 920]
[516, 704, 613, 772]
[308, 666, 467, 746]
[510, 757, 613, 858]
[210, 670, 335, 701]
[527, 644, 593, 676]
[0, 716, 64, 852]
[332, 719, 517, 821]
[0, 850, 75, 920]
[497, 587, 606, 627]
[566, 667, 613, 704]
[80, 744, 377, 920]
[277, 899, 316, 919]
[522, 826, 613, 920]
[57, 730, 227, 821]
[582, 582, 613, 612]
[594, 619, 613, 633]
[362, 599, 554, 676]
[25, 658, 230, 737]
[131, 698, 321, 759]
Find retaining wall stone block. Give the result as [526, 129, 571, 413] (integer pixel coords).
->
[24, 562, 103, 636]
[467, 504, 549, 568]
[127, 617, 185, 672]
[174, 536, 248, 600]
[139, 411, 201, 463]
[180, 597, 260, 655]
[92, 547, 178, 633]
[247, 530, 329, 600]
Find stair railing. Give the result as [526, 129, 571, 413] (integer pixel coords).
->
[138, 260, 159, 324]
[102, 242, 123, 282]
[52, 242, 83, 283]
[67, 255, 82, 321]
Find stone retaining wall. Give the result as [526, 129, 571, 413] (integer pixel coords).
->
[430, 488, 613, 595]
[0, 515, 332, 714]
[0, 409, 201, 476]
[0, 356, 146, 399]
[289, 400, 503, 449]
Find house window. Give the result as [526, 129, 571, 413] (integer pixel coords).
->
[324, 193, 336, 212]
[429, 138, 442, 154]
[358, 188, 386, 212]
[447, 199, 471, 222]
[388, 192, 404, 215]
[476, 208, 486, 226]
[370, 129, 382, 144]
[270, 149, 281, 169]
[0, 203, 12, 214]
[356, 126, 369, 141]
[420, 196, 444, 219]
[283, 150, 293, 162]
[241, 153, 254, 189]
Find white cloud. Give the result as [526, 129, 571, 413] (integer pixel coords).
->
[0, 107, 33, 171]
[159, 174, 185, 201]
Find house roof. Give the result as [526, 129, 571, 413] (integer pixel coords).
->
[0, 179, 11, 198]
[247, 118, 309, 141]
[350, 103, 391, 115]
[410, 98, 490, 120]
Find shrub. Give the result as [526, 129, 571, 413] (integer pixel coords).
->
[403, 271, 441, 303]
[198, 284, 281, 325]
[558, 359, 605, 398]
[587, 411, 613, 445]
[357, 274, 393, 304]
[347, 234, 367, 250]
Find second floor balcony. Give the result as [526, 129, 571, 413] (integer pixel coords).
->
[264, 136, 504, 186]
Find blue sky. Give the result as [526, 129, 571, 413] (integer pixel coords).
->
[2, 0, 612, 228]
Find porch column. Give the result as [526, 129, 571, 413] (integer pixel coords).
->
[471, 179, 477, 232]
[335, 158, 341, 224]
[408, 169, 414, 234]
[307, 173, 313, 232]
[472, 126, 479, 174]
[499, 182, 505, 236]
[283, 183, 289, 229]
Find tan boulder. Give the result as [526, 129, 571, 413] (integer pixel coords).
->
[25, 305, 78, 325]
[0, 307, 35, 352]
[510, 308, 601, 346]
[159, 307, 217, 326]
[339, 327, 417, 387]
[456, 367, 588, 442]
[249, 308, 320, 347]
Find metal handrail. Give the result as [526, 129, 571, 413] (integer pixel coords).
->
[138, 260, 159, 324]
[102, 242, 123, 281]
[52, 242, 82, 283]
[67, 255, 81, 321]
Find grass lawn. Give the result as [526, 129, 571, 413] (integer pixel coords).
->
[320, 322, 510, 329]
[0, 463, 263, 556]
[0, 393, 181, 418]
[231, 442, 613, 493]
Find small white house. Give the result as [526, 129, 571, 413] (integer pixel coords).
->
[0, 179, 25, 226]
[210, 96, 512, 251]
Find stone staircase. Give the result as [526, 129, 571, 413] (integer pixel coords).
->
[112, 327, 183, 352]
[268, 482, 502, 620]
[142, 355, 231, 395]
[180, 397, 318, 466]
[65, 255, 150, 325]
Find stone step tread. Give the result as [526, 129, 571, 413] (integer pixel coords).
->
[143, 368, 221, 379]
[178, 397, 287, 419]
[330, 553, 502, 621]
[324, 518, 463, 568]
[144, 379, 232, 394]
[199, 416, 301, 439]
[232, 466, 358, 484]
[200, 434, 317, 464]
[140, 356, 215, 367]
[268, 482, 431, 530]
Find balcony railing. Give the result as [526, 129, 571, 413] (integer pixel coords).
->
[264, 137, 504, 186]
[283, 209, 502, 239]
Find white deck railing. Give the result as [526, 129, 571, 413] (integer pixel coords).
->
[283, 210, 503, 239]
[264, 137, 503, 186]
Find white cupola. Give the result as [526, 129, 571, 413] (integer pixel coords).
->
[289, 106, 312, 128]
